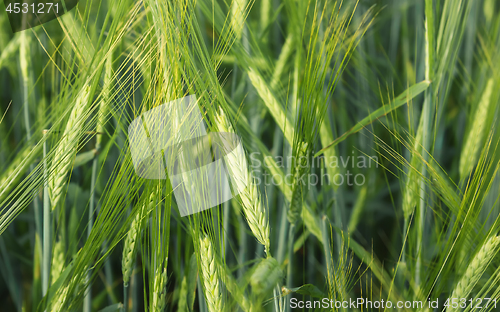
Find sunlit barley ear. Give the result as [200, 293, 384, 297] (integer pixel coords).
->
[459, 78, 494, 179]
[177, 276, 189, 311]
[48, 85, 92, 209]
[200, 236, 222, 312]
[50, 283, 70, 312]
[287, 142, 308, 225]
[447, 236, 500, 312]
[122, 193, 155, 287]
[247, 68, 294, 144]
[51, 239, 65, 285]
[152, 267, 167, 312]
[50, 273, 82, 312]
[121, 212, 140, 288]
[215, 108, 270, 254]
[402, 123, 424, 220]
[96, 52, 113, 151]
[230, 0, 247, 40]
[0, 34, 20, 70]
[20, 31, 30, 88]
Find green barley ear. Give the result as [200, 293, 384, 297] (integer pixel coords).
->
[270, 34, 294, 91]
[250, 256, 283, 296]
[122, 193, 154, 286]
[247, 68, 295, 145]
[231, 0, 247, 40]
[484, 0, 494, 24]
[177, 276, 188, 312]
[459, 78, 495, 179]
[199, 236, 222, 312]
[51, 284, 70, 312]
[402, 120, 424, 220]
[48, 85, 92, 209]
[447, 236, 500, 312]
[287, 142, 308, 225]
[19, 32, 30, 85]
[51, 239, 64, 285]
[0, 34, 20, 69]
[215, 108, 270, 253]
[96, 51, 113, 151]
[152, 267, 167, 312]
[50, 273, 81, 312]
[122, 212, 140, 287]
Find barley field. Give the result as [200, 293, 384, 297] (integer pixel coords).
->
[1, 0, 500, 311]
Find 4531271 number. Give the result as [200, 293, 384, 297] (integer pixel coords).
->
[5, 3, 59, 14]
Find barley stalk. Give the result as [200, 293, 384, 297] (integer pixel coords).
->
[447, 236, 500, 312]
[49, 85, 92, 209]
[215, 108, 270, 253]
[199, 236, 222, 312]
[459, 78, 494, 179]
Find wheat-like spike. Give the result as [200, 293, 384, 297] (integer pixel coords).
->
[0, 146, 34, 191]
[231, 0, 247, 40]
[287, 142, 308, 224]
[48, 85, 92, 209]
[250, 257, 283, 296]
[215, 108, 270, 253]
[96, 52, 113, 151]
[122, 212, 140, 287]
[50, 273, 81, 312]
[484, 0, 495, 24]
[50, 239, 64, 285]
[459, 78, 494, 179]
[50, 283, 70, 312]
[447, 236, 500, 312]
[152, 267, 168, 312]
[177, 276, 189, 312]
[200, 236, 222, 312]
[270, 34, 294, 91]
[248, 68, 295, 145]
[402, 119, 424, 220]
[20, 32, 30, 85]
[0, 34, 20, 69]
[122, 193, 155, 287]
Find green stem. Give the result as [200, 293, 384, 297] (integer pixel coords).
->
[84, 156, 98, 312]
[42, 136, 51, 297]
[123, 285, 128, 312]
[285, 223, 295, 312]
[321, 216, 334, 300]
[415, 0, 435, 296]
